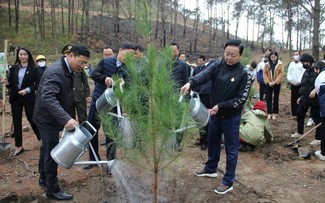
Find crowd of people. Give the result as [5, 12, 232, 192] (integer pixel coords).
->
[1, 39, 325, 199]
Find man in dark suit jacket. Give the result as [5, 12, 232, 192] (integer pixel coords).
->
[83, 42, 135, 170]
[62, 44, 91, 125]
[33, 45, 90, 201]
[170, 43, 189, 89]
[192, 55, 211, 150]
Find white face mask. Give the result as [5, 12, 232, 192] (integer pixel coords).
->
[38, 61, 46, 67]
[293, 55, 300, 61]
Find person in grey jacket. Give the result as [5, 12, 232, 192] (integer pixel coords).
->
[33, 45, 90, 201]
[181, 39, 251, 194]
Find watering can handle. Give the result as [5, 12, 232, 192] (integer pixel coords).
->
[110, 79, 124, 91]
[117, 99, 122, 117]
[61, 124, 78, 139]
[190, 91, 201, 101]
[178, 95, 183, 102]
[80, 121, 97, 137]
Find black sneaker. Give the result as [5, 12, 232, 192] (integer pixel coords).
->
[214, 183, 233, 194]
[39, 179, 46, 189]
[194, 170, 218, 178]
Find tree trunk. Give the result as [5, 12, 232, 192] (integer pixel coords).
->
[71, 0, 75, 35]
[295, 9, 299, 51]
[245, 14, 249, 46]
[8, 0, 11, 27]
[312, 0, 320, 60]
[287, 7, 293, 53]
[251, 15, 255, 49]
[226, 4, 230, 39]
[161, 0, 166, 48]
[173, 0, 178, 41]
[14, 0, 19, 33]
[68, 0, 71, 35]
[61, 0, 65, 34]
[100, 0, 104, 31]
[50, 0, 58, 53]
[40, 0, 45, 39]
[33, 0, 38, 50]
[155, 0, 160, 40]
[208, 6, 212, 52]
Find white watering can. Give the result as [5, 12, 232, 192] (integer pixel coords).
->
[96, 82, 124, 113]
[51, 121, 97, 169]
[180, 91, 210, 127]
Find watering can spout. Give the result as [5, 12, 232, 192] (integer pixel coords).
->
[107, 159, 116, 173]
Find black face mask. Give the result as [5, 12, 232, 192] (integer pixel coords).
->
[302, 64, 309, 69]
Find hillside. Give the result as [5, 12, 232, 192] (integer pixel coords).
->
[0, 1, 252, 65]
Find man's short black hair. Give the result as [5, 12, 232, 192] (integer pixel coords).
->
[293, 50, 300, 55]
[250, 61, 257, 69]
[170, 42, 180, 50]
[69, 45, 90, 57]
[102, 46, 114, 52]
[135, 44, 144, 52]
[224, 39, 244, 55]
[119, 42, 135, 50]
[198, 55, 206, 61]
[314, 61, 325, 70]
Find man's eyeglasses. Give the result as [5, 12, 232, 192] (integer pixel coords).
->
[76, 56, 88, 66]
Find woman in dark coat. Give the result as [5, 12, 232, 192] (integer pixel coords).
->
[7, 47, 40, 156]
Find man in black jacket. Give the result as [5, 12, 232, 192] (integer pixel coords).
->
[83, 42, 135, 170]
[192, 55, 211, 150]
[170, 42, 189, 89]
[181, 39, 251, 195]
[33, 45, 90, 201]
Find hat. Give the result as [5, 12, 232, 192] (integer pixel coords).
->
[36, 55, 46, 61]
[253, 101, 266, 112]
[299, 53, 315, 63]
[62, 44, 73, 54]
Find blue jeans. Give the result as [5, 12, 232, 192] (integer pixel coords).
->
[204, 114, 241, 186]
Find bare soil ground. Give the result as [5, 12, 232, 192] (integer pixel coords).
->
[1, 82, 325, 203]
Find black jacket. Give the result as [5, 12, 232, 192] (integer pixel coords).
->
[299, 68, 319, 108]
[189, 60, 251, 117]
[91, 57, 129, 101]
[7, 63, 39, 104]
[172, 58, 189, 89]
[192, 63, 212, 95]
[33, 57, 75, 130]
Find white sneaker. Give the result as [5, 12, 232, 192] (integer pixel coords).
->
[310, 139, 321, 145]
[290, 132, 303, 138]
[315, 150, 325, 161]
[306, 118, 315, 127]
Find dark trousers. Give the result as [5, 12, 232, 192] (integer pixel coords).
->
[290, 85, 301, 117]
[11, 96, 40, 147]
[320, 117, 325, 155]
[199, 94, 210, 144]
[74, 100, 88, 124]
[38, 128, 61, 193]
[204, 114, 241, 186]
[297, 106, 321, 140]
[265, 84, 281, 114]
[87, 99, 116, 161]
[259, 83, 266, 101]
